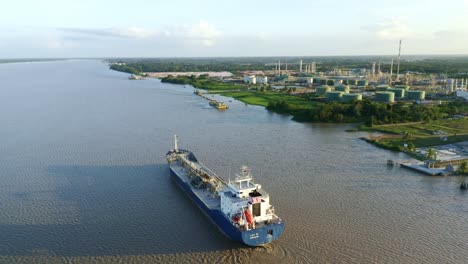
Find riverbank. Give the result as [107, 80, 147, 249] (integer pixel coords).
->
[358, 119, 468, 160]
[113, 68, 468, 126]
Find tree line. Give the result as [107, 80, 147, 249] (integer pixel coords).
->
[268, 99, 466, 124]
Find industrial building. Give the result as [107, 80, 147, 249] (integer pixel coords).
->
[243, 75, 256, 84]
[256, 76, 268, 84]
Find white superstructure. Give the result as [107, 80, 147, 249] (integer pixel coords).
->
[220, 166, 276, 230]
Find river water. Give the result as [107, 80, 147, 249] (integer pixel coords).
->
[0, 60, 467, 263]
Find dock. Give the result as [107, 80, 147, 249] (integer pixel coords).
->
[194, 90, 228, 109]
[387, 159, 451, 176]
[399, 163, 449, 176]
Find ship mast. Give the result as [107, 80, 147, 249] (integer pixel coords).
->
[174, 134, 178, 152]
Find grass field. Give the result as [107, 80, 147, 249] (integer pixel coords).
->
[217, 91, 315, 109]
[362, 119, 468, 152]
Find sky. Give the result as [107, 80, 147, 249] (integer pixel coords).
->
[1, 0, 468, 58]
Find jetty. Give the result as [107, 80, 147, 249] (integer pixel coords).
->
[194, 90, 229, 110]
[399, 163, 449, 176]
[387, 158, 465, 176]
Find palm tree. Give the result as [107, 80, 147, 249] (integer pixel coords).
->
[457, 161, 468, 190]
[403, 131, 413, 142]
[426, 148, 436, 160]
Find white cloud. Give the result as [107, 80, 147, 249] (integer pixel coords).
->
[57, 20, 221, 47]
[186, 20, 221, 46]
[255, 32, 270, 41]
[111, 27, 157, 38]
[45, 37, 78, 49]
[363, 19, 413, 40]
[159, 20, 221, 46]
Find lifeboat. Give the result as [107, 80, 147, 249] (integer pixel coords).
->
[244, 209, 254, 225]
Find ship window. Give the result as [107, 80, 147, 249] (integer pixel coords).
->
[253, 203, 261, 217]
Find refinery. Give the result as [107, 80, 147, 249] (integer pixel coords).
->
[232, 41, 468, 104]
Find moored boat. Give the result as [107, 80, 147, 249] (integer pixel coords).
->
[209, 100, 229, 109]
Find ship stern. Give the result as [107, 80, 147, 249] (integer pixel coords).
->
[241, 222, 285, 246]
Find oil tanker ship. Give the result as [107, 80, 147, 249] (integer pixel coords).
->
[166, 135, 284, 246]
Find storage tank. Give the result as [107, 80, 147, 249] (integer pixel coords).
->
[335, 85, 350, 93]
[342, 93, 363, 102]
[376, 85, 389, 91]
[406, 90, 425, 100]
[357, 80, 368, 86]
[395, 85, 410, 90]
[375, 91, 395, 103]
[388, 88, 405, 98]
[326, 91, 344, 102]
[316, 85, 332, 96]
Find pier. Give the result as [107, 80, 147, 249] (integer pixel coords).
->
[399, 163, 449, 176]
[387, 158, 460, 176]
[194, 90, 229, 109]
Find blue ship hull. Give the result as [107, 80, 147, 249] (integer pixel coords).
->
[169, 166, 285, 246]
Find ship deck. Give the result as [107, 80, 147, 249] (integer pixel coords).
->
[171, 163, 222, 210]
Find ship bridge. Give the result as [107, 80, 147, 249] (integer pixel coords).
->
[228, 166, 261, 198]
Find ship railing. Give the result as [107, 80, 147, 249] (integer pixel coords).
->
[197, 162, 228, 185]
[178, 154, 228, 185]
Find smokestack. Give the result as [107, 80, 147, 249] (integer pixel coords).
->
[285, 61, 288, 71]
[300, 59, 303, 73]
[378, 59, 381, 75]
[390, 59, 394, 76]
[278, 60, 281, 75]
[397, 39, 402, 80]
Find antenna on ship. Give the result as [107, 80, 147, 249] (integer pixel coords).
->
[174, 134, 178, 152]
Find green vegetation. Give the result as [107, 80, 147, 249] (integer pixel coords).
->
[162, 75, 467, 125]
[219, 91, 314, 109]
[457, 161, 468, 189]
[161, 74, 246, 91]
[270, 99, 466, 124]
[360, 119, 468, 155]
[108, 55, 468, 78]
[109, 58, 273, 74]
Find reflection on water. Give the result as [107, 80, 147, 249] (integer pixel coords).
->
[0, 60, 467, 263]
